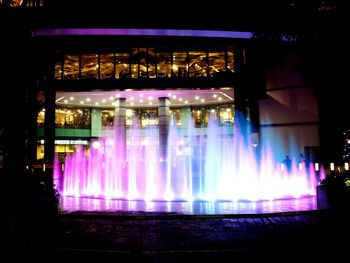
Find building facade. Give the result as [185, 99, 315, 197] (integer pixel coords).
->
[0, 3, 321, 180]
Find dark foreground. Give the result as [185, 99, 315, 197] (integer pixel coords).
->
[1, 209, 349, 263]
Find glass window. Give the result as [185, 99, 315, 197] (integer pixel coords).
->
[173, 52, 188, 77]
[36, 145, 44, 160]
[188, 51, 208, 77]
[81, 54, 98, 79]
[37, 108, 45, 127]
[218, 104, 234, 126]
[115, 52, 130, 78]
[74, 108, 91, 128]
[55, 145, 76, 155]
[64, 109, 75, 127]
[55, 108, 66, 128]
[208, 51, 225, 77]
[126, 109, 138, 127]
[100, 53, 114, 79]
[227, 47, 234, 72]
[141, 109, 158, 127]
[55, 107, 91, 128]
[22, 0, 44, 7]
[101, 109, 114, 127]
[54, 56, 62, 80]
[193, 109, 202, 127]
[174, 109, 181, 126]
[130, 48, 139, 79]
[63, 55, 80, 80]
[148, 48, 156, 78]
[189, 51, 207, 77]
[157, 51, 172, 78]
[192, 107, 210, 127]
[138, 48, 148, 78]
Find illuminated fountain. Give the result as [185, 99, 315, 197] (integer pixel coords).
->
[56, 110, 318, 202]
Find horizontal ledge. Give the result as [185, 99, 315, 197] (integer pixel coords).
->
[32, 28, 253, 39]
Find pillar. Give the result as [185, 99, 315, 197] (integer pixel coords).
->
[158, 97, 170, 160]
[233, 46, 247, 117]
[44, 85, 56, 167]
[114, 98, 127, 143]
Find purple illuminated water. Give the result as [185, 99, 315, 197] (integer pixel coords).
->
[56, 111, 319, 201]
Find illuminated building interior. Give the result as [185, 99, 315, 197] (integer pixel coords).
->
[32, 32, 320, 203]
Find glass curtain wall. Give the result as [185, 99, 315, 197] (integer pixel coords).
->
[56, 47, 234, 80]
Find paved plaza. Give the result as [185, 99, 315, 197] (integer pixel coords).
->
[2, 196, 348, 262]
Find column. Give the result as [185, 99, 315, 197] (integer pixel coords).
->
[44, 85, 56, 168]
[158, 97, 170, 160]
[233, 46, 247, 117]
[233, 46, 248, 138]
[114, 98, 127, 143]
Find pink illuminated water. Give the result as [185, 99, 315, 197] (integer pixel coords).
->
[56, 111, 319, 201]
